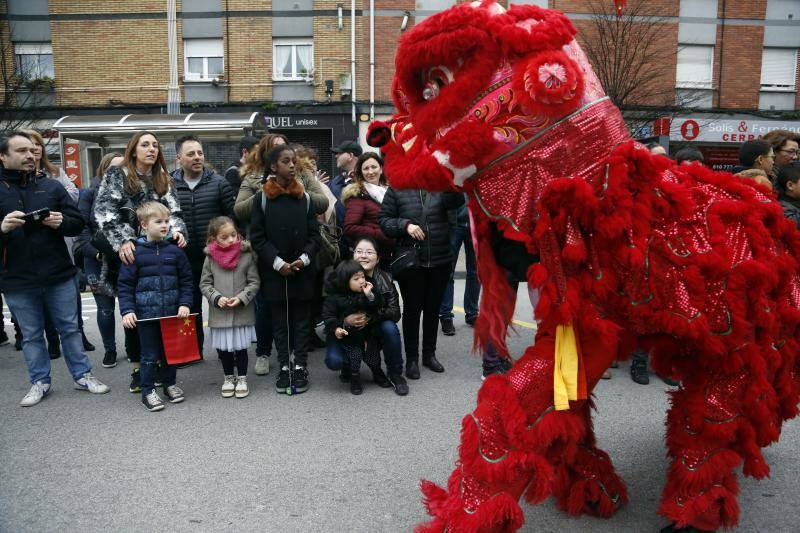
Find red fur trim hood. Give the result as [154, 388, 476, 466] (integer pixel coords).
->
[262, 176, 305, 199]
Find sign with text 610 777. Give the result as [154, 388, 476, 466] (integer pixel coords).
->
[670, 117, 800, 143]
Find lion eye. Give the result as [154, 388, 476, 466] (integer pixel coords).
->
[421, 65, 454, 101]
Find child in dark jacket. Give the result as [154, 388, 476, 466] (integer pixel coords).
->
[322, 260, 381, 395]
[118, 201, 194, 412]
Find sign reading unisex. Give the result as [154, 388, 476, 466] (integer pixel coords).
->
[670, 117, 800, 143]
[63, 142, 83, 189]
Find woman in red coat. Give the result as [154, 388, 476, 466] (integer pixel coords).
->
[341, 152, 395, 257]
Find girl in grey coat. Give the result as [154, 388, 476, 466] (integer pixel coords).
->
[200, 216, 260, 398]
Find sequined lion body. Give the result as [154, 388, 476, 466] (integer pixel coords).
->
[367, 1, 800, 531]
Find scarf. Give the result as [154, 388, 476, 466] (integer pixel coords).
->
[263, 175, 305, 199]
[209, 239, 242, 270]
[364, 181, 387, 204]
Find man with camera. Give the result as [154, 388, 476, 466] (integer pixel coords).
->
[0, 131, 109, 406]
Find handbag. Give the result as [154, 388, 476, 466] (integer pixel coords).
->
[390, 241, 420, 277]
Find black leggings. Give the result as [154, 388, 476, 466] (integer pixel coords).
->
[220, 349, 248, 376]
[396, 264, 451, 363]
[342, 341, 381, 373]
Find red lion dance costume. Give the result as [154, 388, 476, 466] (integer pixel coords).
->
[367, 1, 800, 532]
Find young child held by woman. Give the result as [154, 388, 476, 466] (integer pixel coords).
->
[322, 260, 382, 395]
[200, 216, 260, 398]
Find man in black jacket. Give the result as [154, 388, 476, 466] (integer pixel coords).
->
[224, 135, 259, 194]
[0, 131, 109, 406]
[172, 135, 236, 355]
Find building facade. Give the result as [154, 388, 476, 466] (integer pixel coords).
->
[2, 0, 799, 175]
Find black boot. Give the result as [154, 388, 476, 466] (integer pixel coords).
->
[48, 341, 61, 360]
[388, 373, 409, 396]
[339, 366, 351, 383]
[422, 354, 444, 373]
[369, 365, 392, 388]
[630, 358, 649, 385]
[349, 374, 363, 395]
[81, 330, 95, 352]
[405, 359, 420, 380]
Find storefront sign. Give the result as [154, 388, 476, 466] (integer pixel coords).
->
[698, 146, 740, 172]
[63, 142, 82, 188]
[670, 117, 800, 143]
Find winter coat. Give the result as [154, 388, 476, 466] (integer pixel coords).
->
[74, 179, 101, 261]
[93, 166, 186, 252]
[326, 171, 353, 225]
[172, 167, 235, 266]
[0, 168, 84, 292]
[117, 238, 194, 320]
[341, 183, 395, 254]
[322, 280, 381, 345]
[779, 194, 800, 231]
[234, 171, 328, 228]
[371, 267, 401, 323]
[250, 177, 319, 302]
[199, 241, 260, 328]
[379, 188, 465, 268]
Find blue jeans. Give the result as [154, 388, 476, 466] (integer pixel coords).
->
[5, 278, 92, 384]
[137, 321, 177, 398]
[325, 320, 404, 375]
[85, 255, 116, 353]
[440, 225, 479, 321]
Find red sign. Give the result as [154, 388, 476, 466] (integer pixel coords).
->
[698, 146, 740, 172]
[653, 117, 670, 136]
[63, 142, 82, 189]
[680, 120, 700, 140]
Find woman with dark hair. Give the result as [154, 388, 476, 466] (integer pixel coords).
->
[341, 152, 395, 256]
[379, 185, 464, 379]
[324, 237, 408, 395]
[74, 152, 124, 368]
[250, 145, 319, 394]
[764, 129, 799, 180]
[93, 131, 187, 393]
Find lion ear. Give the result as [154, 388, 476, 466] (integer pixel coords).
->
[490, 5, 576, 57]
[510, 50, 584, 117]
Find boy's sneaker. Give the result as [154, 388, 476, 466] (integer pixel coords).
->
[388, 373, 409, 396]
[254, 355, 270, 376]
[74, 373, 110, 394]
[276, 366, 291, 393]
[221, 375, 236, 398]
[129, 369, 141, 393]
[0, 330, 10, 346]
[102, 350, 118, 368]
[20, 381, 51, 407]
[164, 385, 185, 404]
[291, 365, 309, 393]
[235, 376, 249, 398]
[142, 390, 165, 412]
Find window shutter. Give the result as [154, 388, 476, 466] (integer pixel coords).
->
[676, 45, 714, 88]
[760, 48, 798, 90]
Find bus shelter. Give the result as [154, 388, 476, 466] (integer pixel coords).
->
[52, 113, 266, 188]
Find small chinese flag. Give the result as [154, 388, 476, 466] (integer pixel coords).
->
[160, 316, 201, 365]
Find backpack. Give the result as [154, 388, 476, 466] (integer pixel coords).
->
[261, 192, 340, 269]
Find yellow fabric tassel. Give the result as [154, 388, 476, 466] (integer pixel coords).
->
[553, 322, 579, 411]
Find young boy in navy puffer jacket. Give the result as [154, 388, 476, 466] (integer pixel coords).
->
[117, 201, 194, 412]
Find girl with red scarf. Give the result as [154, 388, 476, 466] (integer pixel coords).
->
[200, 216, 260, 398]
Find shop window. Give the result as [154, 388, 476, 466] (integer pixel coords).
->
[184, 39, 224, 81]
[272, 39, 314, 81]
[14, 43, 54, 80]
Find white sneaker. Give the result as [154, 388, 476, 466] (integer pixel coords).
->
[221, 375, 236, 398]
[235, 376, 249, 398]
[254, 355, 270, 376]
[73, 373, 110, 394]
[20, 381, 51, 407]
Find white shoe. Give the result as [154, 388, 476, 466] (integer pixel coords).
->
[74, 373, 110, 394]
[254, 355, 270, 376]
[221, 375, 236, 398]
[20, 381, 51, 407]
[235, 376, 249, 398]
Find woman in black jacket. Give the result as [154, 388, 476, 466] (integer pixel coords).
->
[379, 187, 464, 379]
[250, 145, 318, 394]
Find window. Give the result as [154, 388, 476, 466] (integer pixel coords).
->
[183, 39, 224, 81]
[676, 45, 714, 89]
[272, 39, 313, 81]
[760, 48, 798, 91]
[14, 43, 54, 80]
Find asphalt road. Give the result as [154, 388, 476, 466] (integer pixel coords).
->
[1, 281, 798, 533]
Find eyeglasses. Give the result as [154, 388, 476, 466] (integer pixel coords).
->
[354, 249, 377, 256]
[778, 149, 799, 157]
